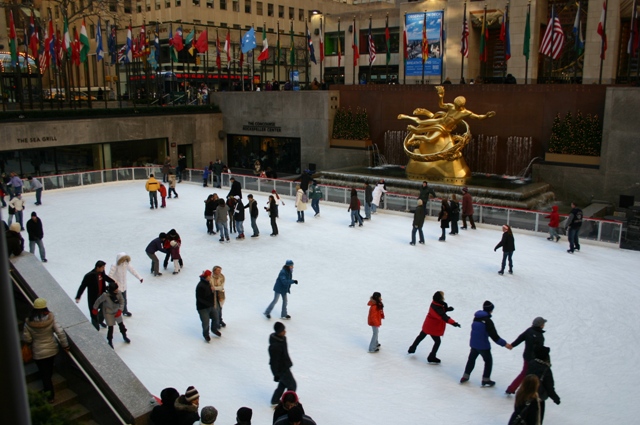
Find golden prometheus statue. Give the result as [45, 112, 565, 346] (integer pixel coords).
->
[398, 86, 495, 180]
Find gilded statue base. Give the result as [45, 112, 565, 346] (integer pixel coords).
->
[398, 86, 495, 182]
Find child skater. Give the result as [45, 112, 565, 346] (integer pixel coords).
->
[170, 240, 181, 274]
[159, 183, 167, 208]
[544, 205, 560, 242]
[92, 282, 130, 348]
[495, 224, 516, 275]
[367, 292, 384, 353]
[407, 291, 461, 363]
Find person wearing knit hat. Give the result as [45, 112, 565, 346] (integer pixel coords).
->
[26, 211, 47, 262]
[174, 386, 200, 425]
[408, 291, 461, 363]
[235, 406, 253, 425]
[6, 222, 25, 257]
[196, 269, 222, 342]
[505, 317, 547, 395]
[273, 405, 317, 425]
[269, 321, 297, 405]
[198, 405, 218, 424]
[460, 301, 512, 387]
[494, 224, 516, 275]
[264, 260, 298, 320]
[273, 391, 305, 423]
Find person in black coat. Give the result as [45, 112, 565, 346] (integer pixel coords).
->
[437, 199, 451, 241]
[269, 321, 296, 405]
[145, 232, 168, 277]
[418, 181, 436, 213]
[272, 391, 305, 424]
[495, 224, 516, 275]
[227, 177, 243, 199]
[6, 222, 24, 257]
[196, 270, 221, 342]
[75, 260, 116, 330]
[245, 194, 260, 237]
[364, 182, 373, 219]
[298, 171, 312, 193]
[266, 195, 279, 236]
[506, 317, 547, 394]
[149, 387, 180, 425]
[234, 196, 246, 239]
[204, 194, 218, 235]
[527, 346, 561, 423]
[26, 211, 47, 262]
[410, 199, 426, 245]
[163, 229, 183, 269]
[508, 374, 541, 425]
[449, 194, 460, 235]
[177, 155, 187, 183]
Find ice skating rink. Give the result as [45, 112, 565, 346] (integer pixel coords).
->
[18, 180, 639, 424]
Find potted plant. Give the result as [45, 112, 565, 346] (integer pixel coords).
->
[330, 107, 372, 148]
[545, 111, 602, 166]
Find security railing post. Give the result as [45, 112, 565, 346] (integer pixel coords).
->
[535, 213, 539, 233]
[597, 221, 602, 242]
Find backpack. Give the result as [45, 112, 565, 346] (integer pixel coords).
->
[301, 192, 309, 203]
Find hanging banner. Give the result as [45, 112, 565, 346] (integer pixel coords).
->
[405, 11, 443, 77]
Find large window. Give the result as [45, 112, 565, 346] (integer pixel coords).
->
[228, 135, 301, 174]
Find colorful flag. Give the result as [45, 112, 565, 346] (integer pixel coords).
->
[352, 20, 359, 66]
[216, 31, 222, 68]
[224, 30, 231, 64]
[337, 20, 342, 68]
[8, 11, 18, 67]
[154, 23, 161, 65]
[186, 28, 196, 55]
[29, 11, 39, 60]
[55, 29, 63, 64]
[125, 23, 132, 63]
[290, 23, 295, 66]
[96, 18, 104, 61]
[403, 19, 408, 64]
[308, 28, 317, 64]
[385, 17, 390, 65]
[597, 1, 607, 59]
[422, 13, 429, 63]
[62, 16, 71, 59]
[42, 18, 52, 70]
[174, 27, 184, 52]
[139, 23, 148, 57]
[479, 11, 489, 62]
[195, 29, 209, 53]
[368, 19, 376, 65]
[629, 6, 639, 57]
[540, 6, 565, 59]
[258, 27, 269, 61]
[523, 6, 531, 60]
[48, 18, 56, 68]
[573, 3, 585, 55]
[319, 23, 325, 63]
[500, 7, 511, 61]
[72, 28, 80, 66]
[461, 7, 469, 58]
[242, 28, 257, 54]
[80, 19, 90, 63]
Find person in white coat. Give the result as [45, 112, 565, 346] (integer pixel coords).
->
[371, 181, 387, 214]
[109, 252, 143, 317]
[295, 185, 307, 223]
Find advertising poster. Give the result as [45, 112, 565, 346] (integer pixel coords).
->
[405, 11, 443, 77]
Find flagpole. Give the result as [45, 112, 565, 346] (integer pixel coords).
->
[277, 22, 280, 84]
[599, 0, 608, 84]
[422, 10, 426, 85]
[481, 4, 487, 83]
[368, 15, 372, 84]
[385, 13, 389, 83]
[524, 1, 530, 84]
[440, 9, 445, 84]
[338, 17, 341, 84]
[550, 6, 556, 82]
[502, 3, 508, 82]
[23, 20, 34, 110]
[115, 21, 122, 108]
[305, 19, 310, 89]
[320, 17, 324, 84]
[461, 2, 467, 83]
[403, 13, 406, 85]
[631, 0, 639, 81]
[251, 24, 255, 92]
[574, 1, 581, 84]
[101, 19, 107, 108]
[353, 16, 356, 86]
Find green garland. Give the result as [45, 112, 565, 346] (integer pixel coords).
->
[332, 106, 371, 140]
[548, 111, 602, 156]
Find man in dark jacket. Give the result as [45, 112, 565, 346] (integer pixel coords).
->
[527, 345, 561, 422]
[245, 194, 260, 237]
[75, 260, 116, 330]
[460, 301, 512, 387]
[26, 211, 47, 262]
[196, 270, 221, 342]
[565, 201, 583, 253]
[177, 155, 187, 183]
[145, 232, 167, 277]
[410, 199, 426, 245]
[506, 316, 546, 394]
[149, 387, 180, 425]
[364, 182, 373, 219]
[418, 181, 436, 213]
[234, 196, 246, 239]
[211, 159, 225, 188]
[6, 222, 24, 257]
[227, 177, 243, 199]
[298, 171, 313, 193]
[269, 321, 296, 405]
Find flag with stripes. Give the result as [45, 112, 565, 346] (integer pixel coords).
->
[597, 1, 607, 59]
[368, 20, 376, 65]
[539, 6, 565, 60]
[461, 8, 469, 58]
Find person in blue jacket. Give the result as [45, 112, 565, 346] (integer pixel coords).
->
[460, 300, 512, 387]
[264, 260, 298, 319]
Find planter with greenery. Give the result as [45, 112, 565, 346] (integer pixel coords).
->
[331, 107, 372, 148]
[546, 111, 602, 165]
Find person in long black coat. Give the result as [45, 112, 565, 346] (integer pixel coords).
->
[75, 260, 116, 330]
[437, 199, 451, 241]
[227, 177, 243, 199]
[527, 346, 561, 423]
[410, 199, 426, 245]
[508, 374, 542, 425]
[6, 222, 24, 257]
[506, 317, 547, 394]
[269, 321, 296, 405]
[495, 224, 516, 275]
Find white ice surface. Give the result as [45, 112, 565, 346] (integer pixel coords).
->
[19, 181, 640, 424]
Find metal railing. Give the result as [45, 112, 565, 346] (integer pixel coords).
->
[16, 168, 623, 246]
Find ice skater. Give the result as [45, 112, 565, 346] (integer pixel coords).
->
[92, 282, 130, 348]
[367, 292, 384, 353]
[506, 317, 546, 395]
[565, 202, 583, 253]
[266, 195, 279, 236]
[264, 260, 297, 319]
[76, 260, 116, 330]
[269, 321, 296, 405]
[508, 375, 541, 425]
[460, 301, 512, 387]
[410, 200, 426, 245]
[407, 291, 460, 363]
[527, 346, 561, 423]
[544, 205, 560, 242]
[108, 252, 143, 317]
[348, 188, 363, 227]
[495, 224, 516, 275]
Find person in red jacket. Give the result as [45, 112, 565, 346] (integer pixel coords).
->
[367, 292, 384, 353]
[544, 205, 560, 242]
[407, 291, 461, 363]
[158, 183, 168, 208]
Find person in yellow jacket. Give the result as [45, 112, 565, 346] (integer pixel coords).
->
[145, 174, 161, 209]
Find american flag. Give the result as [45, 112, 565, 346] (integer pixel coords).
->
[539, 6, 565, 59]
[368, 20, 376, 65]
[461, 10, 469, 58]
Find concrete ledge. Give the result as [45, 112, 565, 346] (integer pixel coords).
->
[330, 139, 372, 149]
[11, 254, 154, 424]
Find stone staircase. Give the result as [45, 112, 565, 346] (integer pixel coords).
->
[24, 361, 99, 425]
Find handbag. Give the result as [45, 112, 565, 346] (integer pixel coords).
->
[22, 343, 33, 363]
[508, 401, 531, 425]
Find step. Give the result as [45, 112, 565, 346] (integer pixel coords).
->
[49, 387, 79, 410]
[68, 403, 93, 423]
[26, 372, 67, 392]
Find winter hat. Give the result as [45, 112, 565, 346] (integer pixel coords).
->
[159, 232, 167, 239]
[532, 317, 547, 327]
[31, 211, 37, 217]
[33, 298, 47, 309]
[417, 199, 423, 206]
[9, 223, 21, 232]
[185, 386, 199, 402]
[288, 406, 304, 422]
[200, 406, 218, 424]
[482, 300, 495, 312]
[108, 282, 119, 293]
[432, 291, 444, 303]
[236, 407, 253, 422]
[234, 195, 240, 200]
[274, 321, 286, 334]
[201, 270, 212, 278]
[285, 259, 294, 266]
[462, 187, 468, 193]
